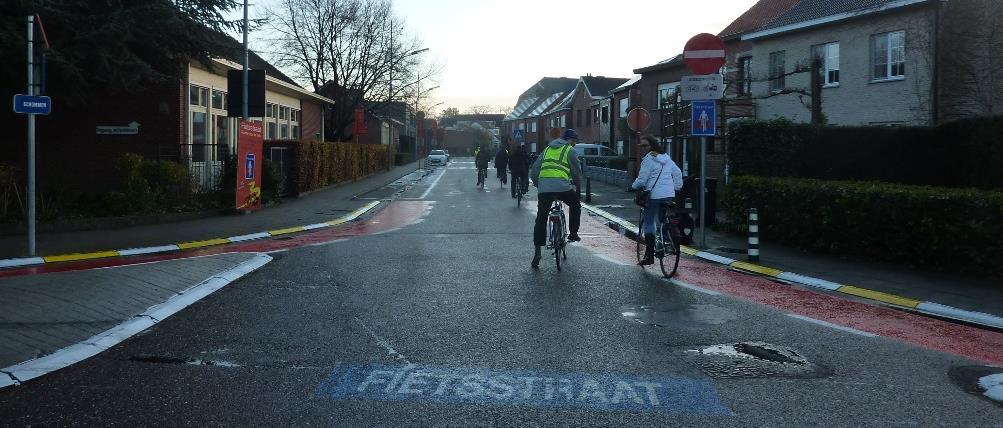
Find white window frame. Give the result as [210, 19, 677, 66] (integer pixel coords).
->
[769, 51, 786, 92]
[738, 56, 752, 95]
[618, 98, 629, 118]
[872, 30, 906, 81]
[812, 42, 840, 87]
[530, 122, 537, 132]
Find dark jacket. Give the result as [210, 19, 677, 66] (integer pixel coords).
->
[475, 148, 491, 169]
[494, 148, 509, 172]
[508, 146, 530, 175]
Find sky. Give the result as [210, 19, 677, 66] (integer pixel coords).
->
[244, 0, 760, 115]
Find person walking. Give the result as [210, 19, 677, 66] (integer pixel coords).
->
[630, 135, 683, 266]
[529, 128, 583, 269]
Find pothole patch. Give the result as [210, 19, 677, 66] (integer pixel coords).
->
[949, 365, 1003, 407]
[681, 342, 832, 379]
[620, 304, 738, 327]
[129, 354, 242, 368]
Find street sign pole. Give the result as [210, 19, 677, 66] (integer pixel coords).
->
[27, 15, 36, 256]
[700, 135, 707, 248]
[242, 0, 248, 120]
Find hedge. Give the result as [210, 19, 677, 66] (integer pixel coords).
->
[291, 141, 389, 194]
[728, 117, 1003, 190]
[720, 175, 1003, 278]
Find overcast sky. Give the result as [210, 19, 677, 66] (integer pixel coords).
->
[245, 0, 759, 114]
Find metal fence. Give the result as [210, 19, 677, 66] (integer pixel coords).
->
[180, 143, 230, 193]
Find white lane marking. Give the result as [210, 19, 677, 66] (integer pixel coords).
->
[1, 254, 272, 388]
[979, 373, 1003, 402]
[670, 279, 722, 296]
[786, 314, 877, 338]
[594, 254, 630, 266]
[117, 245, 181, 256]
[916, 302, 1003, 330]
[265, 248, 291, 254]
[354, 317, 411, 364]
[370, 228, 402, 236]
[308, 238, 350, 247]
[302, 223, 330, 231]
[418, 168, 447, 199]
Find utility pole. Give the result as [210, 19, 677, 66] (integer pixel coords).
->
[26, 15, 36, 256]
[242, 0, 249, 120]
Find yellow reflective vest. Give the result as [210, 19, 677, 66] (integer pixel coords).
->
[539, 145, 572, 180]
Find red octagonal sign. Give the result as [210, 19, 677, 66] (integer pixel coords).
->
[684, 33, 726, 75]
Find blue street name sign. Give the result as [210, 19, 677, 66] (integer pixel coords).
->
[690, 100, 716, 137]
[13, 94, 52, 115]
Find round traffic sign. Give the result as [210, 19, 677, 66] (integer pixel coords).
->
[626, 107, 651, 132]
[684, 33, 726, 75]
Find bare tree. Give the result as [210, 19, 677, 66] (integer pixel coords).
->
[264, 0, 437, 139]
[938, 0, 1003, 121]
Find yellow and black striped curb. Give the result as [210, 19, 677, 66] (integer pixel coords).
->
[581, 202, 1003, 330]
[0, 201, 382, 270]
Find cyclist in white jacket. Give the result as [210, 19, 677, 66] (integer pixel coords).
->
[630, 135, 683, 265]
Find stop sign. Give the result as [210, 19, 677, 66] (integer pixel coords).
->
[626, 107, 651, 132]
[684, 33, 726, 75]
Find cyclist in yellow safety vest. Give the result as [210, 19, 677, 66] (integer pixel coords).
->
[529, 128, 583, 269]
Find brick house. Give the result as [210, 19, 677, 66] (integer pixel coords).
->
[502, 78, 578, 153]
[607, 75, 641, 157]
[3, 48, 333, 195]
[540, 75, 629, 146]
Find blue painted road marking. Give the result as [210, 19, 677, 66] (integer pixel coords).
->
[316, 363, 731, 415]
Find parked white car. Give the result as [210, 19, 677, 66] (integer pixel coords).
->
[427, 150, 448, 165]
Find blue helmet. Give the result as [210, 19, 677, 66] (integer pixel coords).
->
[561, 128, 579, 141]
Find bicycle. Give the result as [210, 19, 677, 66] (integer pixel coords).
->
[547, 201, 568, 271]
[512, 175, 525, 207]
[476, 168, 487, 188]
[636, 201, 681, 278]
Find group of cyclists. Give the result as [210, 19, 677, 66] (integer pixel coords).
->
[472, 129, 683, 270]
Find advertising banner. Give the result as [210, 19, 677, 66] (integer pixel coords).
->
[236, 120, 264, 211]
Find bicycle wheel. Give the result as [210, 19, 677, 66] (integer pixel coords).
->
[552, 219, 562, 271]
[658, 224, 680, 278]
[561, 212, 568, 260]
[636, 209, 645, 263]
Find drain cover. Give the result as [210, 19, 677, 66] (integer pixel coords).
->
[682, 342, 831, 379]
[949, 365, 1003, 406]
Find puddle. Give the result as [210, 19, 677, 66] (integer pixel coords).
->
[949, 365, 1003, 407]
[620, 304, 738, 327]
[681, 342, 832, 379]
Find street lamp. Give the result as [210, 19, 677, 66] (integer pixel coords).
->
[388, 46, 428, 157]
[414, 84, 439, 157]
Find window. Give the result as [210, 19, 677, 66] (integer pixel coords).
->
[281, 123, 289, 139]
[656, 83, 676, 108]
[872, 30, 905, 80]
[280, 106, 288, 120]
[267, 122, 277, 139]
[619, 98, 629, 118]
[576, 110, 582, 126]
[211, 90, 224, 109]
[586, 109, 591, 126]
[530, 122, 537, 132]
[601, 106, 609, 124]
[812, 42, 840, 86]
[266, 103, 274, 118]
[769, 51, 786, 91]
[190, 85, 208, 106]
[737, 57, 752, 95]
[191, 111, 207, 162]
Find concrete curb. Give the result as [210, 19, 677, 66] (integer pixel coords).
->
[0, 201, 381, 270]
[581, 202, 1003, 331]
[0, 253, 273, 389]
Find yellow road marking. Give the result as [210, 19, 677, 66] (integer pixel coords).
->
[680, 246, 699, 256]
[838, 285, 921, 308]
[177, 238, 231, 250]
[730, 261, 784, 277]
[268, 226, 306, 236]
[43, 250, 120, 263]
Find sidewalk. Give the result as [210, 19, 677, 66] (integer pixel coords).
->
[0, 252, 271, 387]
[581, 176, 1003, 325]
[0, 163, 423, 260]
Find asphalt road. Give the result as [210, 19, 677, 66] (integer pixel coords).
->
[1, 159, 1001, 426]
